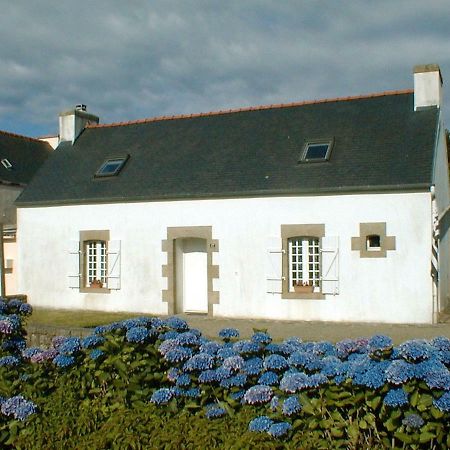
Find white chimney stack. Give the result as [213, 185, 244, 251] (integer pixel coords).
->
[58, 105, 99, 144]
[414, 64, 443, 111]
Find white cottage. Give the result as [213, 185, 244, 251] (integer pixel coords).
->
[15, 65, 450, 324]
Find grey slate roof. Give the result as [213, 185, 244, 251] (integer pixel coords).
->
[16, 91, 439, 206]
[0, 131, 52, 186]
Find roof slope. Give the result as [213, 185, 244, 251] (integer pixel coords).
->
[0, 131, 52, 186]
[16, 91, 438, 206]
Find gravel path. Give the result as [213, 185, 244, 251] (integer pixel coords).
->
[180, 315, 450, 344]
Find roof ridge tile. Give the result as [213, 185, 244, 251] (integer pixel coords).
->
[87, 89, 413, 129]
[0, 129, 50, 144]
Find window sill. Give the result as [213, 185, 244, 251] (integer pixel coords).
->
[79, 287, 111, 294]
[282, 292, 325, 300]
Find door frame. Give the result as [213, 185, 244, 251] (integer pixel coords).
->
[162, 226, 219, 316]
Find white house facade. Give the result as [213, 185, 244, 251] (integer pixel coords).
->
[15, 64, 450, 324]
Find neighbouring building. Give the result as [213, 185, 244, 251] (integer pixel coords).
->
[0, 131, 52, 295]
[15, 65, 450, 324]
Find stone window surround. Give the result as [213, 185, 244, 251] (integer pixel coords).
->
[351, 222, 396, 258]
[281, 224, 325, 300]
[162, 226, 219, 316]
[79, 230, 111, 294]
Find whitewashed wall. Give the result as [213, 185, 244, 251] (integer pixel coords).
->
[17, 191, 433, 323]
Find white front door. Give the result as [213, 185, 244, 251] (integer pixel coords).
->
[181, 238, 208, 313]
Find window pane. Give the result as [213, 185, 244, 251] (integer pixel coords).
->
[305, 144, 329, 160]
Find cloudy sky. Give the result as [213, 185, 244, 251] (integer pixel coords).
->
[1, 1, 449, 137]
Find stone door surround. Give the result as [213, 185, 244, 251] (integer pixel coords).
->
[162, 226, 219, 316]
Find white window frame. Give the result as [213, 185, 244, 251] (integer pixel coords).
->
[288, 236, 320, 292]
[85, 240, 107, 287]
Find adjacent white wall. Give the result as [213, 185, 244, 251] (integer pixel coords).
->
[17, 191, 433, 323]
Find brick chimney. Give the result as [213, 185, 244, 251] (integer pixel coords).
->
[414, 64, 443, 111]
[59, 104, 99, 144]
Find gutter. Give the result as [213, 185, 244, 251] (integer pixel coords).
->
[14, 183, 432, 208]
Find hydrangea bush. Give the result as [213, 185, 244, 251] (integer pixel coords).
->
[0, 297, 449, 448]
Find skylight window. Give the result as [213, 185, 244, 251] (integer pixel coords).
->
[299, 140, 333, 163]
[1, 158, 13, 170]
[95, 155, 129, 178]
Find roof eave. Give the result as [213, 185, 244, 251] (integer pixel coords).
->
[15, 183, 432, 208]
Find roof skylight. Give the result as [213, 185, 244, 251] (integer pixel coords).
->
[1, 158, 13, 170]
[95, 155, 129, 178]
[299, 140, 333, 163]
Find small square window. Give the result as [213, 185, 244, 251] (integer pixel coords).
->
[366, 235, 381, 251]
[95, 155, 129, 177]
[299, 140, 333, 163]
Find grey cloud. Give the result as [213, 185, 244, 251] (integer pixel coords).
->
[0, 0, 449, 136]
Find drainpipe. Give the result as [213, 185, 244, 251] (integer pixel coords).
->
[0, 223, 5, 298]
[431, 186, 439, 323]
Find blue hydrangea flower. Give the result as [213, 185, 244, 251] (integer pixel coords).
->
[431, 336, 450, 352]
[150, 388, 173, 405]
[385, 360, 415, 385]
[268, 422, 292, 438]
[336, 337, 369, 359]
[415, 357, 446, 378]
[265, 343, 282, 354]
[216, 347, 237, 360]
[175, 374, 191, 387]
[158, 339, 179, 355]
[58, 337, 81, 355]
[22, 347, 42, 359]
[233, 340, 261, 355]
[6, 299, 23, 311]
[383, 388, 409, 407]
[433, 392, 450, 412]
[218, 328, 240, 340]
[126, 326, 150, 344]
[200, 341, 222, 355]
[2, 336, 26, 352]
[18, 303, 33, 316]
[243, 385, 273, 404]
[280, 372, 310, 393]
[31, 349, 58, 363]
[288, 351, 322, 371]
[205, 404, 226, 419]
[166, 367, 181, 383]
[158, 330, 179, 341]
[0, 300, 7, 314]
[81, 334, 105, 349]
[402, 414, 424, 429]
[222, 355, 245, 372]
[248, 416, 273, 432]
[0, 395, 37, 421]
[175, 332, 200, 346]
[263, 354, 289, 371]
[242, 357, 264, 376]
[89, 349, 104, 360]
[220, 373, 247, 388]
[198, 369, 220, 384]
[251, 332, 272, 345]
[258, 371, 279, 386]
[0, 316, 16, 334]
[166, 316, 189, 331]
[398, 340, 435, 362]
[150, 317, 166, 330]
[307, 373, 328, 388]
[0, 355, 20, 367]
[282, 396, 302, 416]
[368, 335, 393, 355]
[229, 390, 245, 401]
[164, 347, 193, 363]
[184, 387, 201, 398]
[321, 356, 344, 378]
[183, 353, 214, 372]
[121, 317, 152, 330]
[312, 341, 336, 357]
[423, 370, 450, 390]
[53, 354, 76, 368]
